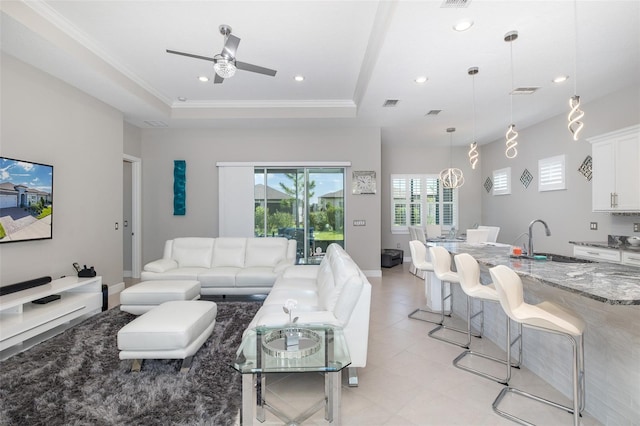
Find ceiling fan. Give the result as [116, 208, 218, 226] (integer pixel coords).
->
[166, 25, 277, 84]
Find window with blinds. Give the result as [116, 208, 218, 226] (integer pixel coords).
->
[391, 174, 458, 233]
[493, 167, 511, 196]
[539, 155, 566, 191]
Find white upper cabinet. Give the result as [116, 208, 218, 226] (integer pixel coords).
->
[588, 125, 640, 212]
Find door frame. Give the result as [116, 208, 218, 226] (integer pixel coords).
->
[123, 154, 142, 278]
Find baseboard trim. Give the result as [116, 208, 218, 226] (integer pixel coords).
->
[109, 282, 125, 295]
[363, 269, 382, 278]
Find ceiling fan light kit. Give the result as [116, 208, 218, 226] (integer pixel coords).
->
[213, 56, 236, 78]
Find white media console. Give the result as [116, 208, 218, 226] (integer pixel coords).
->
[0, 275, 103, 360]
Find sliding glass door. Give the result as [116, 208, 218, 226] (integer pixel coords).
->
[254, 167, 344, 263]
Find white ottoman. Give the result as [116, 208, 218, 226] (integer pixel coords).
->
[117, 300, 217, 373]
[120, 280, 201, 315]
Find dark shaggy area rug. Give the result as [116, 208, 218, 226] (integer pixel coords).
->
[0, 301, 262, 426]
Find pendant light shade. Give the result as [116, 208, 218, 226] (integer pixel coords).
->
[568, 0, 585, 140]
[504, 30, 519, 159]
[440, 128, 465, 189]
[468, 67, 479, 169]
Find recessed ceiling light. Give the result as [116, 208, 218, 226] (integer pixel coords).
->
[553, 75, 569, 83]
[198, 76, 209, 82]
[294, 75, 305, 82]
[178, 97, 187, 102]
[415, 76, 428, 84]
[453, 20, 474, 32]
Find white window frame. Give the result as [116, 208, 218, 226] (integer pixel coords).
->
[390, 174, 458, 234]
[493, 167, 511, 196]
[538, 154, 566, 192]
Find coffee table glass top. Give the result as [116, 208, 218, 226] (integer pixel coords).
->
[233, 324, 351, 374]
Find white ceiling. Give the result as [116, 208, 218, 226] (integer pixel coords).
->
[2, 0, 639, 147]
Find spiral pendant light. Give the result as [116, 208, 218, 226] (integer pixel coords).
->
[468, 67, 479, 169]
[440, 128, 465, 189]
[504, 30, 519, 159]
[568, 0, 585, 140]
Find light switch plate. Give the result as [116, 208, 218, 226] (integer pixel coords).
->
[634, 223, 640, 232]
[590, 222, 598, 230]
[353, 220, 366, 226]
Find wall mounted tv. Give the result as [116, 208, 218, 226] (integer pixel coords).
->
[0, 156, 53, 244]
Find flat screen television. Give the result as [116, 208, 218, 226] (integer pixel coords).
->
[0, 156, 53, 243]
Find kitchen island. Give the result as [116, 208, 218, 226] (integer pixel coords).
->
[428, 241, 639, 425]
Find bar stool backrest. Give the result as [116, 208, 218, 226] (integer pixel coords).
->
[429, 246, 456, 281]
[453, 253, 481, 295]
[489, 265, 524, 322]
[409, 240, 432, 271]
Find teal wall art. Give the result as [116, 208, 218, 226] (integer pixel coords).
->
[173, 160, 186, 215]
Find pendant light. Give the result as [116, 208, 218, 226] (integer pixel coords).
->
[440, 128, 465, 189]
[504, 30, 519, 159]
[468, 67, 479, 169]
[568, 0, 585, 140]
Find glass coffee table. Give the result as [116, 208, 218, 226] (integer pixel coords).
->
[233, 324, 351, 425]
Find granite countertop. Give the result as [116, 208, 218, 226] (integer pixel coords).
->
[428, 241, 640, 305]
[569, 240, 640, 252]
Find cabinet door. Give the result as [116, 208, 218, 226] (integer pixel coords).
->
[614, 134, 640, 210]
[591, 141, 616, 211]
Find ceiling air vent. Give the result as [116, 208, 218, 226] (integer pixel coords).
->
[441, 0, 471, 8]
[426, 110, 442, 116]
[383, 99, 400, 107]
[143, 120, 168, 127]
[511, 87, 540, 95]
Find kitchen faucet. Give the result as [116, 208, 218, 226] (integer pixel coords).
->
[528, 219, 551, 256]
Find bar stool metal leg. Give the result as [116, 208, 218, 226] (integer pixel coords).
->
[492, 326, 584, 426]
[453, 301, 522, 384]
[408, 273, 452, 325]
[427, 280, 479, 348]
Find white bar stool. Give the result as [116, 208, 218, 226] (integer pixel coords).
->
[427, 246, 475, 347]
[489, 265, 586, 426]
[452, 253, 522, 384]
[407, 240, 441, 324]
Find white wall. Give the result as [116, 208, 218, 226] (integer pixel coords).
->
[0, 54, 124, 287]
[480, 85, 640, 256]
[140, 127, 382, 272]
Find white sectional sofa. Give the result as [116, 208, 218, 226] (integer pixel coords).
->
[244, 243, 372, 385]
[141, 237, 297, 295]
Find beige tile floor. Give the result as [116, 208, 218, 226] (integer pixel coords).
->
[116, 264, 601, 426]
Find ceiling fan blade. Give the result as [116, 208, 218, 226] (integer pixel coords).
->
[222, 34, 240, 59]
[213, 74, 224, 84]
[235, 61, 277, 77]
[166, 49, 217, 62]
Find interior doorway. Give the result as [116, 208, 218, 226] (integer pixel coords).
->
[123, 154, 141, 278]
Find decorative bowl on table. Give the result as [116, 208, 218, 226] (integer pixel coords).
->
[628, 236, 640, 246]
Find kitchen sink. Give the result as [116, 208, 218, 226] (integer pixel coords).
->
[533, 253, 595, 263]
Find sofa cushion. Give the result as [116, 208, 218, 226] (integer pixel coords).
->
[245, 238, 288, 267]
[318, 253, 361, 311]
[236, 268, 277, 287]
[271, 277, 318, 292]
[333, 274, 364, 324]
[172, 238, 215, 268]
[140, 267, 206, 282]
[211, 238, 247, 268]
[144, 258, 178, 273]
[197, 267, 241, 287]
[262, 288, 319, 309]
